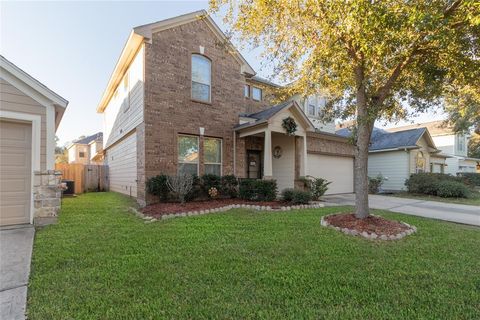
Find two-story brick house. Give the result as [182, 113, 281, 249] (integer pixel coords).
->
[97, 10, 354, 206]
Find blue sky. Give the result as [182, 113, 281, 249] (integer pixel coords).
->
[1, 1, 443, 146]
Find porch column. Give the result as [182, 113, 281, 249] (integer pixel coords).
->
[263, 129, 273, 179]
[302, 134, 308, 176]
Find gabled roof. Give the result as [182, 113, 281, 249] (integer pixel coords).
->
[387, 120, 453, 136]
[247, 75, 282, 88]
[0, 55, 68, 128]
[97, 10, 255, 113]
[336, 127, 437, 152]
[235, 100, 314, 132]
[70, 132, 103, 147]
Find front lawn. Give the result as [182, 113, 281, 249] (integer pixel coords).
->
[390, 190, 480, 206]
[28, 192, 480, 319]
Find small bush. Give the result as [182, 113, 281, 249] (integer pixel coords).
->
[282, 188, 311, 204]
[239, 179, 277, 201]
[146, 175, 170, 201]
[299, 176, 331, 200]
[368, 175, 385, 194]
[458, 172, 480, 187]
[221, 175, 239, 198]
[436, 181, 470, 198]
[166, 173, 194, 204]
[405, 173, 463, 196]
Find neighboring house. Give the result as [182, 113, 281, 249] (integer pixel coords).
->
[97, 10, 355, 205]
[0, 55, 68, 226]
[336, 126, 447, 191]
[388, 121, 480, 174]
[66, 132, 103, 164]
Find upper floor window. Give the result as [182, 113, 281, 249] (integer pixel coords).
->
[252, 87, 262, 101]
[308, 104, 316, 116]
[191, 54, 211, 103]
[244, 84, 250, 98]
[79, 151, 85, 158]
[178, 135, 199, 175]
[457, 134, 465, 152]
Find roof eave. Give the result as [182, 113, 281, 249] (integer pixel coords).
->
[96, 31, 145, 113]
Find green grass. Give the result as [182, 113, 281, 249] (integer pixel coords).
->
[28, 192, 480, 319]
[390, 190, 480, 206]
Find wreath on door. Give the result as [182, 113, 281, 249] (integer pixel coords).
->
[282, 117, 297, 136]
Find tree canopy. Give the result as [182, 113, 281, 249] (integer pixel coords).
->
[211, 0, 479, 125]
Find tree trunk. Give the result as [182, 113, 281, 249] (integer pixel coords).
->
[353, 62, 374, 219]
[354, 119, 372, 219]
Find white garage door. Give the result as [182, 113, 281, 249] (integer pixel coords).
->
[307, 154, 354, 194]
[0, 120, 32, 226]
[106, 132, 137, 197]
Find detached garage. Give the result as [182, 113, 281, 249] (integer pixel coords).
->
[0, 55, 68, 226]
[306, 132, 355, 195]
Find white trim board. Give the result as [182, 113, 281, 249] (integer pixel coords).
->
[0, 111, 42, 224]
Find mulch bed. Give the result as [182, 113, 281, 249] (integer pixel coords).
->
[142, 198, 289, 218]
[324, 213, 410, 236]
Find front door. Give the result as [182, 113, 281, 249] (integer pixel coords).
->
[247, 150, 262, 179]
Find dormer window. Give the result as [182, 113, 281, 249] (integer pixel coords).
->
[252, 87, 262, 101]
[191, 54, 211, 103]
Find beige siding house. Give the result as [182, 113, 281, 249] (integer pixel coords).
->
[389, 121, 480, 174]
[337, 126, 447, 191]
[66, 132, 103, 164]
[0, 55, 68, 226]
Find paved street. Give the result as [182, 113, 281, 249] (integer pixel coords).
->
[322, 194, 480, 226]
[0, 225, 35, 320]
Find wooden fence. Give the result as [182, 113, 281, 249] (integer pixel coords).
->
[55, 163, 109, 194]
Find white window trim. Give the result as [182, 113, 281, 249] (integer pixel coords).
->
[0, 110, 42, 224]
[191, 54, 212, 103]
[244, 84, 250, 98]
[204, 137, 223, 176]
[252, 86, 262, 101]
[178, 134, 200, 175]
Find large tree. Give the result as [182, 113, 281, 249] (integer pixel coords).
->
[210, 0, 480, 218]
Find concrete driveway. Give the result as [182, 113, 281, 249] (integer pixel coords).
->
[0, 225, 35, 320]
[322, 194, 480, 226]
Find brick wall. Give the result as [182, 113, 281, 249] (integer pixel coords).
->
[307, 132, 355, 157]
[142, 19, 252, 204]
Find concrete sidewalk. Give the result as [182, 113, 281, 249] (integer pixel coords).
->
[322, 194, 480, 226]
[0, 225, 35, 320]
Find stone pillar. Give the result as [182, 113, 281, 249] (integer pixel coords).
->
[33, 170, 62, 220]
[263, 129, 273, 179]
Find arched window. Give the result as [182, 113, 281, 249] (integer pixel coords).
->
[415, 151, 425, 173]
[191, 54, 211, 103]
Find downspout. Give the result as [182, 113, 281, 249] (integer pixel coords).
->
[233, 130, 236, 176]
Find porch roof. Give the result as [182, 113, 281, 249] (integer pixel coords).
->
[235, 100, 314, 134]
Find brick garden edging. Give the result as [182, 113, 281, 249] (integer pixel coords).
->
[130, 202, 325, 223]
[320, 214, 417, 240]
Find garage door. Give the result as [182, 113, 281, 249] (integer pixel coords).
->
[0, 120, 32, 226]
[307, 154, 354, 194]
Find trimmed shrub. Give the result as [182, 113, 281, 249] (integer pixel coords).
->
[146, 174, 170, 201]
[458, 172, 480, 187]
[436, 181, 470, 198]
[221, 175, 239, 198]
[282, 188, 311, 204]
[239, 179, 277, 201]
[368, 175, 385, 194]
[405, 173, 463, 196]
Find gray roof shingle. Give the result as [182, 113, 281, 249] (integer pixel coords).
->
[336, 127, 426, 151]
[74, 132, 103, 145]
